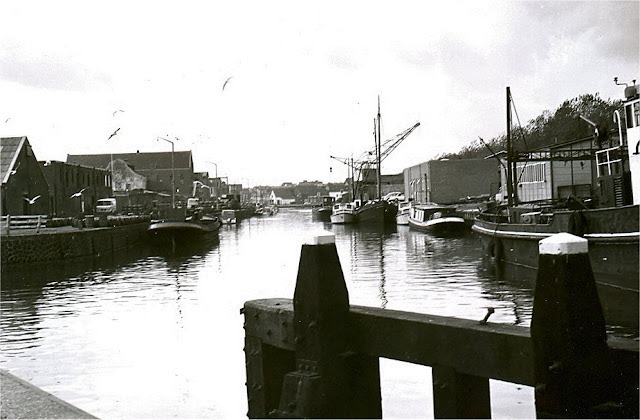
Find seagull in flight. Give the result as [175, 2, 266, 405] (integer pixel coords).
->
[222, 76, 233, 92]
[108, 128, 120, 140]
[23, 195, 41, 205]
[70, 187, 90, 198]
[4, 117, 10, 123]
[112, 109, 125, 117]
[9, 162, 20, 175]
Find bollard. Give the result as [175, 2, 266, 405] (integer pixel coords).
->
[531, 233, 634, 418]
[272, 232, 381, 419]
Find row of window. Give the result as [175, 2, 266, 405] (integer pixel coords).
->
[517, 162, 547, 183]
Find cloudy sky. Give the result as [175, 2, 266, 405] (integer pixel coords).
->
[1, 1, 638, 186]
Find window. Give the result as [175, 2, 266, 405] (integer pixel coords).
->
[519, 162, 546, 183]
[626, 101, 640, 129]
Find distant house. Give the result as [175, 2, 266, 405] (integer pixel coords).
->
[40, 160, 112, 217]
[67, 151, 195, 201]
[294, 180, 329, 204]
[269, 187, 296, 205]
[1, 136, 50, 216]
[109, 158, 147, 192]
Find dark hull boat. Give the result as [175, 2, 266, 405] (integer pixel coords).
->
[473, 84, 640, 330]
[312, 196, 336, 222]
[147, 215, 222, 247]
[355, 200, 397, 225]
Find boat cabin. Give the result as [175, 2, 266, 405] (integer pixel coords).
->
[622, 82, 640, 204]
[495, 82, 639, 210]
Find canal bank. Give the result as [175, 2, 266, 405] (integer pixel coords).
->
[1, 369, 96, 419]
[1, 218, 150, 265]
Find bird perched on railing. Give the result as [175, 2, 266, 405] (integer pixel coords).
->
[478, 307, 495, 325]
[23, 195, 41, 205]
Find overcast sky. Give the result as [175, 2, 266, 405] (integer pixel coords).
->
[1, 1, 638, 186]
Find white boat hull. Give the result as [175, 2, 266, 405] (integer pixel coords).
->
[330, 212, 356, 224]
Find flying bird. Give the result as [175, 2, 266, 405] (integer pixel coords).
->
[70, 187, 90, 198]
[9, 162, 20, 175]
[23, 195, 41, 205]
[108, 128, 120, 140]
[112, 109, 125, 117]
[4, 117, 10, 123]
[222, 76, 233, 92]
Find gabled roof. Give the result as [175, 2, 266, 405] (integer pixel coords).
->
[1, 136, 27, 184]
[66, 151, 193, 170]
[271, 187, 296, 200]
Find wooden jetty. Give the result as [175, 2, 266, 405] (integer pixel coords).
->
[243, 232, 638, 419]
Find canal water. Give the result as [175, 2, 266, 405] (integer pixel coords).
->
[1, 208, 537, 418]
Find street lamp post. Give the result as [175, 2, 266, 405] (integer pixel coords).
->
[206, 161, 218, 178]
[158, 137, 176, 208]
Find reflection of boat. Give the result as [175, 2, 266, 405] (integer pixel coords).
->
[472, 84, 640, 329]
[220, 209, 237, 224]
[147, 213, 222, 246]
[330, 202, 356, 224]
[311, 196, 335, 221]
[408, 203, 467, 234]
[396, 201, 412, 225]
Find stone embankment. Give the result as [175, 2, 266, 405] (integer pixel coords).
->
[1, 216, 150, 265]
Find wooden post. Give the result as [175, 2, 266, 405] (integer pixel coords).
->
[273, 232, 381, 418]
[531, 233, 632, 418]
[6, 215, 11, 236]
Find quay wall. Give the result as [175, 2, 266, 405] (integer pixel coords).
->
[1, 223, 149, 265]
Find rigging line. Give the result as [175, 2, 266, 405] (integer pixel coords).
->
[508, 90, 530, 152]
[478, 137, 507, 172]
[509, 90, 534, 187]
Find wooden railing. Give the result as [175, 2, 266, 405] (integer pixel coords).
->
[243, 233, 638, 419]
[1, 215, 47, 234]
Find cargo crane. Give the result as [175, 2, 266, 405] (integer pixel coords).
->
[360, 121, 420, 199]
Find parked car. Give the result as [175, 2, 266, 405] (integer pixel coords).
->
[95, 198, 117, 214]
[383, 191, 404, 202]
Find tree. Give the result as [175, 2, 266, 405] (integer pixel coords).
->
[439, 93, 624, 159]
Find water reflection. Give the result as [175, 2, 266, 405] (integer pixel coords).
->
[0, 208, 615, 419]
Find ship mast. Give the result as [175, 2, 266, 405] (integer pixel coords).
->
[506, 87, 515, 206]
[376, 96, 382, 200]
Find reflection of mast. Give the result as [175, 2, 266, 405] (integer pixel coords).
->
[378, 230, 388, 309]
[376, 96, 382, 200]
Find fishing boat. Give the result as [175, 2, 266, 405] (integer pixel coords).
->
[311, 196, 335, 222]
[408, 203, 467, 234]
[147, 212, 222, 247]
[220, 209, 237, 224]
[472, 84, 640, 329]
[353, 98, 418, 226]
[330, 202, 357, 224]
[396, 201, 412, 225]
